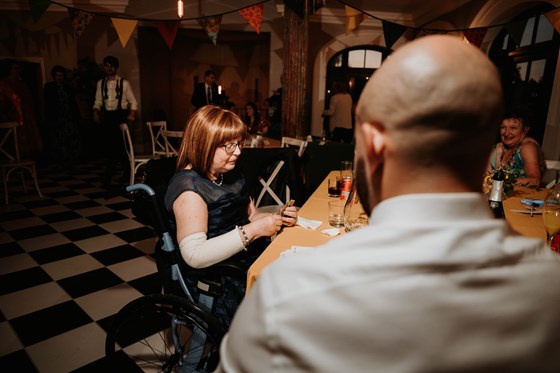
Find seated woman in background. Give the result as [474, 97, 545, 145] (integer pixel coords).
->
[242, 101, 269, 135]
[165, 105, 297, 270]
[487, 115, 544, 186]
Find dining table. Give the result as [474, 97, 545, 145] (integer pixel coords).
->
[246, 174, 551, 291]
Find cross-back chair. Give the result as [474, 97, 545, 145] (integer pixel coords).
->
[0, 122, 43, 204]
[121, 123, 159, 185]
[254, 139, 307, 208]
[160, 129, 183, 157]
[146, 121, 168, 156]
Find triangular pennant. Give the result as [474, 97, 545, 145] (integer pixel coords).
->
[463, 28, 487, 48]
[111, 18, 138, 48]
[155, 20, 180, 50]
[382, 20, 407, 49]
[197, 16, 222, 45]
[28, 0, 51, 23]
[544, 7, 560, 34]
[345, 6, 365, 34]
[313, 0, 327, 13]
[283, 0, 306, 19]
[239, 4, 263, 34]
[68, 8, 94, 38]
[505, 19, 527, 46]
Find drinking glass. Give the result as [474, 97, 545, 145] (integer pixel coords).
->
[343, 180, 369, 232]
[340, 161, 353, 178]
[328, 200, 345, 227]
[542, 183, 560, 252]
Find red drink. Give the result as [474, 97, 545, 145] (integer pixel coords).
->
[340, 177, 353, 201]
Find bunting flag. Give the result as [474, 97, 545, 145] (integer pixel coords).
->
[345, 6, 365, 34]
[463, 27, 487, 48]
[283, 0, 307, 19]
[313, 0, 327, 13]
[155, 20, 180, 50]
[197, 15, 222, 45]
[382, 20, 407, 49]
[68, 8, 94, 38]
[545, 7, 560, 33]
[239, 4, 263, 34]
[111, 18, 138, 47]
[28, 0, 51, 23]
[505, 19, 527, 46]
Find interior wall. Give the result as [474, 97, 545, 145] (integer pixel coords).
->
[138, 27, 271, 131]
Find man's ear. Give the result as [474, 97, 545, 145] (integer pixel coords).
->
[359, 122, 385, 165]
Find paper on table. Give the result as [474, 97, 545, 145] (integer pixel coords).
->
[280, 246, 315, 258]
[321, 228, 340, 237]
[296, 216, 322, 230]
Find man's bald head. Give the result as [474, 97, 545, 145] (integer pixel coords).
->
[356, 35, 503, 166]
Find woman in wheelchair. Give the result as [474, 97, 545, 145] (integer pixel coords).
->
[164, 105, 297, 321]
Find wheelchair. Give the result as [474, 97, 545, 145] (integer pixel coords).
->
[105, 183, 245, 372]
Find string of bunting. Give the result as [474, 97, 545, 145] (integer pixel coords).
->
[337, 0, 560, 48]
[26, 0, 560, 50]
[28, 0, 268, 49]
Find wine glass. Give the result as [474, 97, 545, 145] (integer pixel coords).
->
[542, 183, 560, 252]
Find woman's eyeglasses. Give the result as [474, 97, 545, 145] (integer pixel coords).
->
[222, 142, 244, 155]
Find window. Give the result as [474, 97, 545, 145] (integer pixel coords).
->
[489, 4, 559, 144]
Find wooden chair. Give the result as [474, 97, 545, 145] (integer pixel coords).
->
[122, 123, 159, 185]
[160, 130, 183, 157]
[254, 138, 307, 208]
[0, 122, 43, 204]
[146, 121, 168, 156]
[545, 160, 560, 188]
[281, 136, 308, 157]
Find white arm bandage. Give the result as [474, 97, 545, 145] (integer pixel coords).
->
[178, 229, 245, 269]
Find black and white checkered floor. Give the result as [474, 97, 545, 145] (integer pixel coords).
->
[0, 160, 161, 372]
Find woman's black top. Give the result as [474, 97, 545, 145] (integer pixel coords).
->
[164, 168, 251, 238]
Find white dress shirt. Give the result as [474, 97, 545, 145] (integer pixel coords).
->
[217, 193, 560, 373]
[323, 92, 353, 130]
[93, 74, 137, 112]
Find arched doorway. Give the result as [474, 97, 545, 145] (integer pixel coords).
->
[322, 46, 391, 135]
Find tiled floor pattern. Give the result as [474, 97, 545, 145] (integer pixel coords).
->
[0, 161, 161, 372]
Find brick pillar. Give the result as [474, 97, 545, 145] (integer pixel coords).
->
[281, 5, 309, 138]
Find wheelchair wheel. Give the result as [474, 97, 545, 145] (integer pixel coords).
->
[105, 294, 226, 372]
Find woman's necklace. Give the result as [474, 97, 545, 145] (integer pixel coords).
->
[211, 174, 223, 186]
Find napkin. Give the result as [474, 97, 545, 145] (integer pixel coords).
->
[280, 246, 315, 258]
[296, 216, 322, 230]
[321, 228, 340, 237]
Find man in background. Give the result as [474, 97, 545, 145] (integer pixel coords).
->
[191, 69, 221, 110]
[93, 55, 137, 188]
[216, 35, 560, 372]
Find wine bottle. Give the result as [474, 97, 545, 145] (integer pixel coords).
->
[488, 169, 505, 218]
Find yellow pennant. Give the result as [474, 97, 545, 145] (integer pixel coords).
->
[345, 6, 365, 34]
[111, 18, 138, 47]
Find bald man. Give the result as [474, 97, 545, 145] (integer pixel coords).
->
[216, 36, 560, 372]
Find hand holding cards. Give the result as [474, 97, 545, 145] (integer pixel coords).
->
[276, 199, 295, 216]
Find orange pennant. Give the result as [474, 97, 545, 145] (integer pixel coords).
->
[545, 7, 560, 34]
[111, 18, 138, 48]
[239, 4, 264, 34]
[345, 6, 365, 34]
